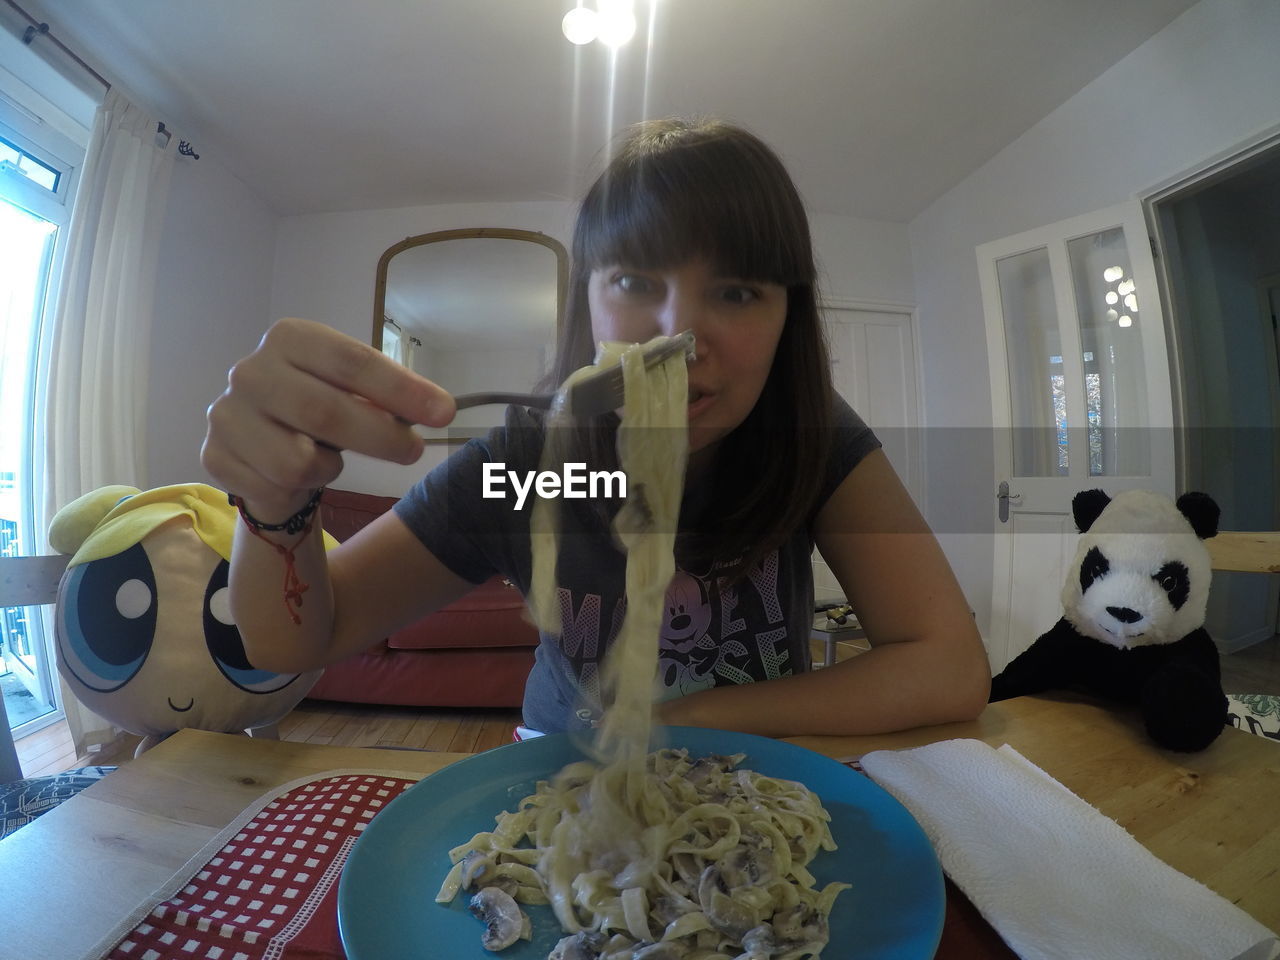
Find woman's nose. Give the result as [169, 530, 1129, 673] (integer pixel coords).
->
[657, 288, 704, 339]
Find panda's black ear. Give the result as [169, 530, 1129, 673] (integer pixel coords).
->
[1176, 492, 1220, 539]
[1072, 489, 1111, 532]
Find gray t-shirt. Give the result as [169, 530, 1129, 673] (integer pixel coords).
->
[394, 395, 880, 733]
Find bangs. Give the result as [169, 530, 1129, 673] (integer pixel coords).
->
[573, 126, 814, 287]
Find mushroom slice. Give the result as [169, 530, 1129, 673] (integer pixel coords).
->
[771, 902, 828, 945]
[548, 930, 607, 960]
[718, 840, 774, 888]
[741, 923, 784, 957]
[469, 887, 527, 951]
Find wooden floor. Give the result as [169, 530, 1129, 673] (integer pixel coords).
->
[14, 633, 1280, 779]
[1219, 631, 1280, 695]
[13, 717, 80, 778]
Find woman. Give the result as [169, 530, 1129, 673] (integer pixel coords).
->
[201, 118, 990, 737]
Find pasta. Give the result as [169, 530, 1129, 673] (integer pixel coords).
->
[438, 337, 849, 958]
[436, 747, 849, 959]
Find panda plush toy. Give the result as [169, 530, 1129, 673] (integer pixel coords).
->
[990, 488, 1226, 752]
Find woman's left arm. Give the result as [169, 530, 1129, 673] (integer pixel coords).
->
[658, 450, 990, 737]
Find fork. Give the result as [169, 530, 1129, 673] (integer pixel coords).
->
[452, 330, 696, 419]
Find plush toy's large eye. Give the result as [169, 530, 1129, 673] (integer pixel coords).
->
[1079, 546, 1110, 593]
[58, 543, 157, 692]
[1153, 561, 1190, 610]
[203, 559, 300, 693]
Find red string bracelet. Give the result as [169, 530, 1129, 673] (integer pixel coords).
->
[228, 490, 323, 626]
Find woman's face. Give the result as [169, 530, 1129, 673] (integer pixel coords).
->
[587, 259, 786, 454]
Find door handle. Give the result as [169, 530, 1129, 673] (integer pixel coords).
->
[997, 480, 1022, 523]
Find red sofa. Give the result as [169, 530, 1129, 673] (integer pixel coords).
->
[303, 488, 538, 708]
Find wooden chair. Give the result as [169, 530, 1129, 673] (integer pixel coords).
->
[0, 555, 68, 782]
[0, 554, 112, 840]
[1206, 531, 1280, 740]
[1206, 531, 1280, 575]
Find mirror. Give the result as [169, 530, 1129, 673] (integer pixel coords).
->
[373, 228, 568, 443]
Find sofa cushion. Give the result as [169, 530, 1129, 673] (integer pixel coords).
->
[320, 488, 399, 542]
[388, 577, 538, 651]
[306, 646, 534, 708]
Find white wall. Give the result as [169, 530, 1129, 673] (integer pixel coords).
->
[908, 0, 1280, 634]
[812, 213, 914, 307]
[268, 201, 912, 496]
[146, 154, 280, 486]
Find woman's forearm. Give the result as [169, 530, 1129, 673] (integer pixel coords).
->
[228, 520, 336, 674]
[656, 632, 991, 738]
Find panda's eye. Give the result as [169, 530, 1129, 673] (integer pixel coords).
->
[1080, 547, 1110, 592]
[1153, 561, 1190, 610]
[203, 559, 300, 693]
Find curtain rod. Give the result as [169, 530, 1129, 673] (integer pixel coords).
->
[6, 0, 200, 159]
[6, 0, 111, 90]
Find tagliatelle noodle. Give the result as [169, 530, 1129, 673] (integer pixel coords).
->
[439, 338, 849, 959]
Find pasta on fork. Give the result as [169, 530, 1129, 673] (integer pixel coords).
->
[437, 336, 849, 959]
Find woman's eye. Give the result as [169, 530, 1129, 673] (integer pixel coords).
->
[613, 273, 654, 295]
[720, 285, 760, 305]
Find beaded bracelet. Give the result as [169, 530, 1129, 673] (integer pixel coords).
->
[227, 487, 324, 535]
[227, 488, 325, 626]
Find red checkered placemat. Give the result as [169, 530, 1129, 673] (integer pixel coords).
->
[92, 771, 419, 960]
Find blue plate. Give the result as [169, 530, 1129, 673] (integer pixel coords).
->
[338, 727, 943, 959]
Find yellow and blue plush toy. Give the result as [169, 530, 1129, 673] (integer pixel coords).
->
[48, 484, 332, 755]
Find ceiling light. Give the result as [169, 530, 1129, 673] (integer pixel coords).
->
[596, 0, 637, 47]
[1103, 266, 1124, 283]
[1118, 315, 1133, 327]
[562, 6, 599, 44]
[1124, 293, 1138, 311]
[1105, 291, 1119, 305]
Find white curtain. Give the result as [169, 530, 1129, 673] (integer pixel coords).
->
[383, 319, 404, 364]
[35, 89, 178, 758]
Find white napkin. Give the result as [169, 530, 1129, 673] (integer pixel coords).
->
[860, 739, 1278, 960]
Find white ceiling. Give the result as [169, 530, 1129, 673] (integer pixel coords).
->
[25, 0, 1199, 222]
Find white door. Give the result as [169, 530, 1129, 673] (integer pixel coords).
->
[978, 202, 1175, 672]
[816, 304, 924, 601]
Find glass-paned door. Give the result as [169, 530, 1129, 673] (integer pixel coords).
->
[0, 101, 81, 735]
[978, 201, 1174, 672]
[0, 195, 58, 726]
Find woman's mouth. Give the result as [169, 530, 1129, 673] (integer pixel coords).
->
[687, 388, 713, 420]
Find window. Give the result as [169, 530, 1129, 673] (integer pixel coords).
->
[0, 133, 62, 192]
[0, 93, 84, 736]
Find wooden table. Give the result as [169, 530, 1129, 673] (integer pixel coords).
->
[2, 693, 1277, 960]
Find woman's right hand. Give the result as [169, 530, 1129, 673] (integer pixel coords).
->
[201, 318, 456, 523]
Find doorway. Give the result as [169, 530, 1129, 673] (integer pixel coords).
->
[1149, 139, 1280, 653]
[976, 202, 1174, 673]
[816, 303, 924, 603]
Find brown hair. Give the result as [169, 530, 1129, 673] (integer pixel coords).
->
[544, 118, 833, 581]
